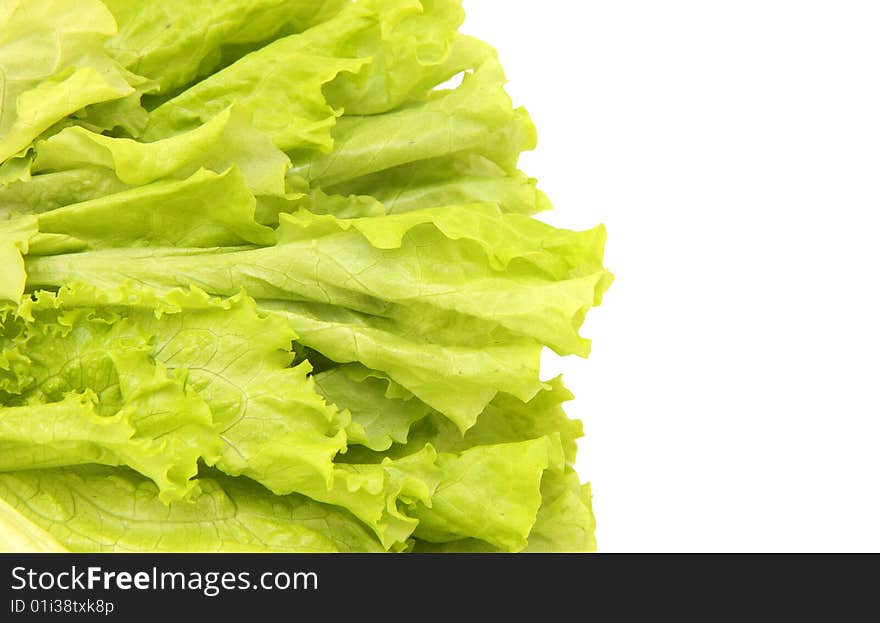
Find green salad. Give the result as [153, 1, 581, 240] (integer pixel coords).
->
[0, 0, 612, 553]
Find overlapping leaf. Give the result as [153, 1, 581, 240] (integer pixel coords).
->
[0, 0, 611, 553]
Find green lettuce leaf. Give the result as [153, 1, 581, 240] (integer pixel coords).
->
[14, 285, 445, 549]
[412, 436, 564, 552]
[0, 467, 385, 553]
[142, 2, 383, 148]
[0, 0, 136, 163]
[315, 364, 432, 451]
[411, 470, 596, 553]
[524, 470, 596, 553]
[0, 493, 67, 552]
[0, 0, 609, 554]
[33, 107, 290, 198]
[255, 187, 385, 226]
[405, 377, 584, 466]
[320, 4, 493, 115]
[0, 308, 221, 501]
[24, 205, 610, 427]
[268, 300, 546, 429]
[72, 69, 158, 138]
[0, 390, 216, 504]
[292, 58, 535, 187]
[298, 445, 441, 550]
[333, 376, 593, 552]
[21, 285, 348, 499]
[26, 205, 610, 357]
[0, 168, 128, 219]
[33, 167, 274, 251]
[0, 149, 33, 187]
[143, 0, 485, 152]
[104, 0, 348, 96]
[326, 154, 552, 215]
[0, 216, 36, 303]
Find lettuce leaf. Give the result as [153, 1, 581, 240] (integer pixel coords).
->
[0, 303, 222, 501]
[33, 107, 291, 198]
[0, 467, 385, 552]
[20, 285, 348, 498]
[411, 471, 596, 554]
[0, 216, 36, 303]
[326, 155, 552, 216]
[0, 0, 610, 553]
[292, 59, 535, 187]
[33, 167, 275, 251]
[24, 205, 611, 429]
[104, 0, 349, 96]
[412, 436, 564, 551]
[0, 168, 128, 219]
[26, 205, 610, 357]
[315, 364, 433, 451]
[0, 494, 67, 552]
[268, 300, 546, 428]
[0, 0, 138, 163]
[143, 0, 488, 151]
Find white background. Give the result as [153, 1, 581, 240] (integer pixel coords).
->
[464, 1, 880, 552]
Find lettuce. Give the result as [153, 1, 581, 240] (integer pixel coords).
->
[0, 0, 611, 553]
[0, 466, 385, 552]
[104, 0, 349, 96]
[0, 493, 66, 553]
[0, 0, 137, 162]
